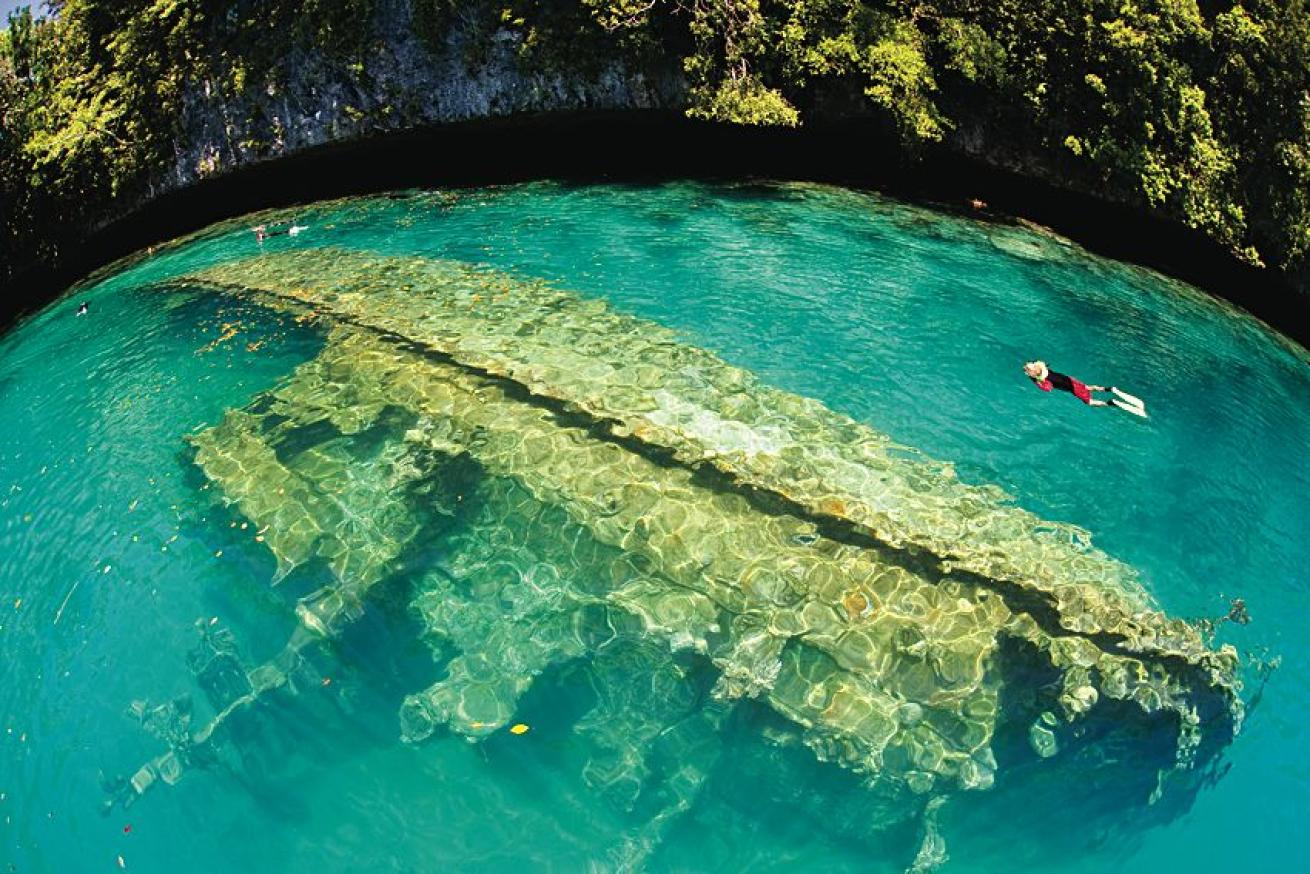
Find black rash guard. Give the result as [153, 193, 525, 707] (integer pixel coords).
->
[1045, 370, 1076, 393]
[1032, 368, 1092, 403]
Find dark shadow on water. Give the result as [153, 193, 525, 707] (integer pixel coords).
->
[942, 635, 1231, 869]
[4, 113, 1306, 350]
[658, 703, 924, 873]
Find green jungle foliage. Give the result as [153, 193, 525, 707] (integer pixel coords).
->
[3, 1, 1310, 284]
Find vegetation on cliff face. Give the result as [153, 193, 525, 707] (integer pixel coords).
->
[1, 0, 376, 274]
[3, 1, 1310, 287]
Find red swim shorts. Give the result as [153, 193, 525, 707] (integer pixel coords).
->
[1069, 377, 1092, 403]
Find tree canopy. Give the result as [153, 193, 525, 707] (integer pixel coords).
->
[4, 1, 1310, 285]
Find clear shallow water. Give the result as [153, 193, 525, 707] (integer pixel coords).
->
[0, 182, 1306, 872]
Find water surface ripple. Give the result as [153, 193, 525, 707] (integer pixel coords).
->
[0, 182, 1306, 873]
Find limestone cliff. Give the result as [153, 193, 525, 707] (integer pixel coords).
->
[167, 0, 683, 190]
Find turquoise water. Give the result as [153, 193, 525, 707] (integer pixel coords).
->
[0, 181, 1306, 872]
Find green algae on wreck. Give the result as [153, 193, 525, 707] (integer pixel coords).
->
[112, 249, 1244, 867]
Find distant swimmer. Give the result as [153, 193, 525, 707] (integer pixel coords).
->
[253, 223, 307, 242]
[76, 302, 88, 316]
[1023, 360, 1147, 417]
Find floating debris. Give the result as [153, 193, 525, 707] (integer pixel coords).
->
[52, 579, 82, 626]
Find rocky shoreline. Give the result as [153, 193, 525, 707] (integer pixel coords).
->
[5, 110, 1307, 352]
[5, 1, 1310, 347]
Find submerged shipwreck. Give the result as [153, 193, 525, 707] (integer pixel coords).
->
[112, 248, 1245, 867]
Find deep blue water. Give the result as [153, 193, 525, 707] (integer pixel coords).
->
[0, 182, 1306, 872]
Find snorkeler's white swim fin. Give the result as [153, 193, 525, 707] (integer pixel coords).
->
[1110, 386, 1145, 409]
[1112, 400, 1148, 418]
[1109, 387, 1148, 418]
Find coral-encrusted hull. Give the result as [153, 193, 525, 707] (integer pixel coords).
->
[113, 251, 1243, 869]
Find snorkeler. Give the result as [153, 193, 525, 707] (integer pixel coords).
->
[253, 223, 308, 243]
[1023, 360, 1147, 417]
[76, 302, 88, 316]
